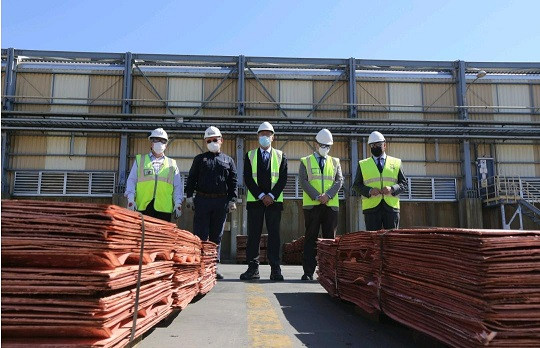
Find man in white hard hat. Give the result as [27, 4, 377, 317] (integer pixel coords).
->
[185, 126, 238, 280]
[240, 121, 288, 281]
[352, 131, 407, 231]
[125, 128, 183, 221]
[299, 129, 343, 281]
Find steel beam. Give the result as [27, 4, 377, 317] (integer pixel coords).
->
[237, 55, 246, 115]
[4, 48, 16, 111]
[350, 138, 358, 182]
[455, 60, 474, 194]
[118, 52, 133, 192]
[1, 131, 9, 194]
[348, 58, 357, 118]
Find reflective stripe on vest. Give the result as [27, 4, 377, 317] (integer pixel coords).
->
[135, 154, 176, 213]
[301, 154, 339, 207]
[246, 148, 283, 202]
[359, 155, 401, 210]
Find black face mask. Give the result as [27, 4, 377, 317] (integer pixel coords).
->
[370, 146, 383, 157]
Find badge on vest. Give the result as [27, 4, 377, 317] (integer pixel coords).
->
[144, 169, 154, 176]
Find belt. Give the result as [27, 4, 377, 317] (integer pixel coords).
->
[196, 192, 227, 198]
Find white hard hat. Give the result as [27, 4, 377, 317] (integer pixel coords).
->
[148, 128, 168, 141]
[368, 131, 385, 144]
[257, 122, 274, 134]
[315, 129, 333, 145]
[204, 126, 222, 139]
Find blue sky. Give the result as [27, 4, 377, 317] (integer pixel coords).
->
[2, 0, 539, 62]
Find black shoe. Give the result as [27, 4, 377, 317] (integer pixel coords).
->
[301, 274, 313, 281]
[216, 272, 224, 280]
[270, 268, 284, 281]
[240, 268, 260, 280]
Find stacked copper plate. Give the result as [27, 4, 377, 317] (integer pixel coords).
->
[199, 241, 218, 295]
[236, 234, 268, 264]
[283, 236, 305, 265]
[171, 229, 202, 310]
[317, 228, 540, 347]
[380, 228, 540, 348]
[316, 237, 339, 297]
[1, 199, 194, 347]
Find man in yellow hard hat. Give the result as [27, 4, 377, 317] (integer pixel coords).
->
[299, 129, 343, 281]
[240, 122, 288, 281]
[125, 128, 183, 221]
[352, 131, 407, 231]
[185, 126, 238, 280]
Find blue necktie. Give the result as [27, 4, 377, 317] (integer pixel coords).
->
[262, 151, 269, 166]
[377, 157, 383, 173]
[319, 156, 326, 171]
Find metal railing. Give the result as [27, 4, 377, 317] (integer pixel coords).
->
[480, 176, 540, 205]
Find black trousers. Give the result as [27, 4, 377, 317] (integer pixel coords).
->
[246, 207, 281, 268]
[139, 199, 172, 222]
[364, 209, 400, 231]
[193, 196, 228, 262]
[302, 205, 338, 276]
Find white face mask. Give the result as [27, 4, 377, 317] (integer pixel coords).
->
[318, 147, 330, 157]
[152, 142, 166, 154]
[207, 142, 221, 153]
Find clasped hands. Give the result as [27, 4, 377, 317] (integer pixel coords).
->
[369, 186, 393, 197]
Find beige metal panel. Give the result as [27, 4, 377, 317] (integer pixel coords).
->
[10, 135, 47, 170]
[533, 85, 540, 113]
[89, 75, 122, 106]
[168, 77, 202, 107]
[245, 109, 278, 117]
[388, 83, 422, 112]
[51, 74, 90, 113]
[85, 137, 119, 171]
[246, 78, 278, 114]
[467, 83, 495, 114]
[132, 76, 167, 107]
[423, 83, 456, 112]
[535, 143, 540, 177]
[425, 143, 461, 176]
[132, 106, 167, 115]
[497, 84, 530, 113]
[14, 73, 52, 112]
[496, 144, 535, 176]
[388, 142, 426, 175]
[388, 112, 423, 121]
[170, 107, 200, 116]
[45, 136, 87, 170]
[280, 80, 312, 112]
[360, 111, 388, 120]
[313, 80, 347, 111]
[204, 78, 237, 111]
[286, 110, 311, 118]
[357, 82, 387, 111]
[425, 113, 457, 121]
[313, 110, 348, 119]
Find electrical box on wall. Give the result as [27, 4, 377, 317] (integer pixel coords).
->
[477, 157, 495, 199]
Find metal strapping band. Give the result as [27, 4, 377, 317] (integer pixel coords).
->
[129, 212, 146, 344]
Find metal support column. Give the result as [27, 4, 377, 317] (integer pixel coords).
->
[350, 138, 358, 181]
[1, 131, 9, 195]
[118, 52, 133, 194]
[455, 60, 474, 195]
[348, 58, 358, 118]
[237, 55, 246, 115]
[2, 48, 16, 195]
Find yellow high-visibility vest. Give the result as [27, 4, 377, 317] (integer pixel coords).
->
[135, 154, 177, 213]
[246, 148, 283, 202]
[359, 156, 401, 210]
[301, 154, 339, 207]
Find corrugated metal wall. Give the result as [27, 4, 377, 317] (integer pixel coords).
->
[496, 143, 536, 177]
[388, 141, 427, 175]
[14, 73, 52, 112]
[245, 78, 278, 116]
[9, 135, 47, 170]
[312, 80, 348, 118]
[45, 136, 87, 170]
[51, 75, 90, 113]
[132, 76, 167, 114]
[357, 81, 388, 119]
[86, 137, 119, 171]
[203, 77, 237, 116]
[423, 83, 456, 120]
[279, 80, 313, 118]
[89, 75, 122, 114]
[467, 83, 495, 120]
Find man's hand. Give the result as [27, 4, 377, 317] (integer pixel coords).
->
[369, 188, 381, 197]
[185, 197, 195, 211]
[317, 193, 330, 205]
[174, 203, 182, 219]
[127, 198, 137, 211]
[228, 201, 237, 213]
[382, 186, 393, 195]
[262, 195, 274, 207]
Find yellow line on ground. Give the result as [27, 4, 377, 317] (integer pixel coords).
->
[246, 283, 293, 348]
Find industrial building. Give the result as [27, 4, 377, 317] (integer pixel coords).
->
[2, 48, 539, 261]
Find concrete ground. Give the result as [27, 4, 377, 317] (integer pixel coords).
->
[139, 264, 441, 348]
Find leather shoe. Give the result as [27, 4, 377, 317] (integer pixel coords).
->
[216, 272, 224, 280]
[301, 274, 313, 281]
[240, 267, 260, 280]
[270, 268, 284, 281]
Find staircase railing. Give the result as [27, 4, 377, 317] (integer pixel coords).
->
[481, 176, 540, 205]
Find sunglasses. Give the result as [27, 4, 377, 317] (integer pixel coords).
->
[370, 142, 384, 148]
[206, 138, 220, 144]
[318, 144, 331, 149]
[150, 138, 167, 144]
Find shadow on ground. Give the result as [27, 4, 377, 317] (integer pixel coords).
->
[274, 292, 446, 348]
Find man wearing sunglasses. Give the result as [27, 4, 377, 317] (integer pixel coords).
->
[299, 129, 343, 281]
[185, 126, 238, 280]
[125, 128, 183, 222]
[352, 131, 407, 231]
